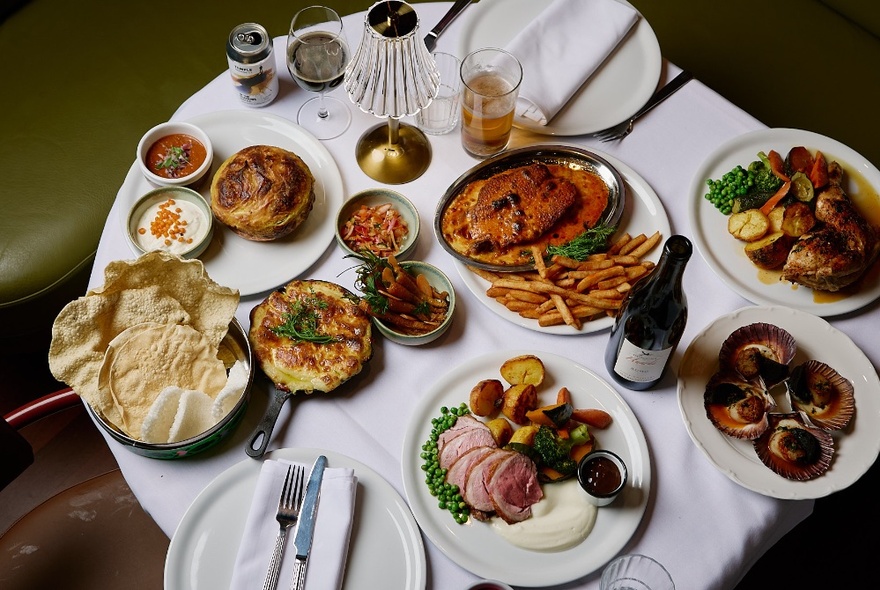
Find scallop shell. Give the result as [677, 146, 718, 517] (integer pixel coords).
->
[719, 322, 796, 387]
[704, 372, 774, 440]
[754, 412, 834, 481]
[787, 360, 855, 431]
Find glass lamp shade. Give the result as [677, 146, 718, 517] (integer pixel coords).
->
[344, 1, 440, 184]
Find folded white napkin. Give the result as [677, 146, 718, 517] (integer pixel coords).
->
[505, 0, 640, 125]
[230, 459, 358, 590]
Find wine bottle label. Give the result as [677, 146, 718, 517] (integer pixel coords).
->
[613, 339, 672, 383]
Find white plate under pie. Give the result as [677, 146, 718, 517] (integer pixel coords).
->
[401, 350, 650, 586]
[688, 127, 880, 317]
[118, 110, 343, 297]
[677, 306, 880, 499]
[456, 0, 662, 136]
[455, 149, 671, 334]
[165, 447, 427, 590]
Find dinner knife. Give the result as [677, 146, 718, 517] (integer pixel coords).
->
[291, 455, 327, 590]
[424, 0, 472, 52]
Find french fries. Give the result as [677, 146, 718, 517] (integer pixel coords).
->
[470, 232, 661, 329]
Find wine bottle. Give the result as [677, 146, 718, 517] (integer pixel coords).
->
[604, 235, 692, 390]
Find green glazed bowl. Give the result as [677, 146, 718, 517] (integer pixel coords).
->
[87, 318, 254, 459]
[373, 261, 455, 346]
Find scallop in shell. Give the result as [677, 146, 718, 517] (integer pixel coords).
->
[754, 412, 834, 481]
[704, 372, 774, 440]
[787, 360, 855, 431]
[719, 322, 796, 387]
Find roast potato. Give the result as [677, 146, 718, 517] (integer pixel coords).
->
[469, 379, 504, 416]
[499, 355, 545, 387]
[485, 417, 513, 446]
[744, 232, 795, 269]
[781, 202, 816, 237]
[501, 383, 538, 424]
[508, 423, 540, 446]
[768, 206, 785, 233]
[728, 209, 770, 242]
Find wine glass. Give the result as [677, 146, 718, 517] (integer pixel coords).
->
[287, 5, 352, 140]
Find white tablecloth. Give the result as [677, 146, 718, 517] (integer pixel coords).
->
[85, 3, 877, 588]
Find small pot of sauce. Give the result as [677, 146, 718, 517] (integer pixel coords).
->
[577, 449, 627, 507]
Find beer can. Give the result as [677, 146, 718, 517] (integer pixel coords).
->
[226, 23, 279, 107]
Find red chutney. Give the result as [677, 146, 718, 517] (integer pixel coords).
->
[146, 133, 207, 179]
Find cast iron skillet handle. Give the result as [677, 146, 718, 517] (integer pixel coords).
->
[246, 389, 294, 458]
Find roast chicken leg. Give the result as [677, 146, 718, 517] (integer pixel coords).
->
[782, 162, 879, 291]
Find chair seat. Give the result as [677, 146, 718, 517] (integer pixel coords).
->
[0, 470, 169, 590]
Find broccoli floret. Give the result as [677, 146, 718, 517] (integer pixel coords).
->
[748, 158, 784, 193]
[532, 424, 591, 476]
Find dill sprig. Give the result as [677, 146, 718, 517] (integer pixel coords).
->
[545, 224, 616, 261]
[348, 252, 392, 314]
[271, 296, 335, 343]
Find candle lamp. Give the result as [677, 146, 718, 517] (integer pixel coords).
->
[344, 1, 440, 184]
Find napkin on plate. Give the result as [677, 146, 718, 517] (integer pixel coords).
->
[505, 0, 640, 126]
[230, 459, 358, 590]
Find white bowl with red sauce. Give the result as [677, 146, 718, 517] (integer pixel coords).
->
[136, 121, 213, 189]
[335, 188, 420, 261]
[577, 448, 627, 507]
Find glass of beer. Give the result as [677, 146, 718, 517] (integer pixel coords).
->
[459, 48, 522, 158]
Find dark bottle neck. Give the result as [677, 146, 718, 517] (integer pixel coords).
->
[650, 235, 692, 285]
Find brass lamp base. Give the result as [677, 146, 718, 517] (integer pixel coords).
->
[355, 118, 432, 184]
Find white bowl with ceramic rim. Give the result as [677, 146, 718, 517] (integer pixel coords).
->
[335, 188, 420, 261]
[126, 186, 214, 259]
[372, 260, 455, 346]
[136, 120, 214, 189]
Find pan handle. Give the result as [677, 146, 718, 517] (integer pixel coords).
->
[245, 389, 293, 458]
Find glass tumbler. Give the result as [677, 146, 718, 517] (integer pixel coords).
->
[600, 554, 675, 590]
[459, 47, 522, 158]
[415, 52, 462, 135]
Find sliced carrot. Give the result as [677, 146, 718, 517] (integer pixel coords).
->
[556, 386, 572, 405]
[809, 150, 829, 189]
[759, 181, 792, 216]
[786, 146, 814, 175]
[761, 180, 791, 215]
[571, 408, 613, 429]
[570, 440, 595, 463]
[766, 149, 790, 182]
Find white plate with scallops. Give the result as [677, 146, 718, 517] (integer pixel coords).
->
[456, 150, 670, 335]
[401, 350, 650, 586]
[118, 110, 343, 297]
[688, 127, 880, 317]
[677, 305, 880, 499]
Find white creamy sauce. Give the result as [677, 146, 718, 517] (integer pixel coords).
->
[135, 198, 207, 255]
[490, 479, 597, 551]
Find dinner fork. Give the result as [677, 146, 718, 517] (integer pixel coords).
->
[262, 464, 306, 590]
[594, 69, 694, 142]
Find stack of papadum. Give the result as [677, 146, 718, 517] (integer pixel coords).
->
[48, 251, 247, 444]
